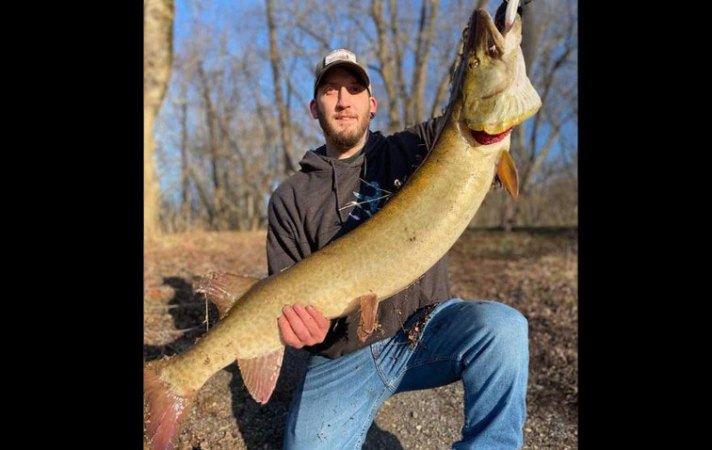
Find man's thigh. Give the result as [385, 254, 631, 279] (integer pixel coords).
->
[283, 347, 391, 450]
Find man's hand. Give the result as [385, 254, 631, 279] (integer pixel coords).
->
[278, 304, 331, 349]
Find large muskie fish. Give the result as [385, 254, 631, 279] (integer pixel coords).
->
[144, 2, 541, 448]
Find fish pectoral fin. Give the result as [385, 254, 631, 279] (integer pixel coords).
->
[357, 293, 379, 343]
[237, 347, 285, 405]
[496, 150, 520, 200]
[195, 272, 260, 318]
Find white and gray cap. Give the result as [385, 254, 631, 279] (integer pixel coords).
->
[313, 49, 371, 97]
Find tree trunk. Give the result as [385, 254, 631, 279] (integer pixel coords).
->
[179, 82, 191, 231]
[196, 65, 226, 229]
[410, 0, 439, 125]
[266, 0, 298, 175]
[144, 0, 174, 240]
[389, 0, 409, 129]
[371, 0, 401, 133]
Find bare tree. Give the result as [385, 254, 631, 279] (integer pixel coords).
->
[409, 0, 439, 125]
[196, 63, 223, 227]
[179, 76, 191, 229]
[266, 0, 299, 175]
[368, 0, 440, 132]
[144, 0, 175, 239]
[370, 0, 402, 133]
[152, 0, 576, 232]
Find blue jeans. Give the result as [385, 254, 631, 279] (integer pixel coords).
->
[283, 298, 529, 450]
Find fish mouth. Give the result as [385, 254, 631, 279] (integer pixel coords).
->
[460, 9, 510, 139]
[459, 2, 541, 135]
[455, 104, 512, 147]
[467, 9, 505, 62]
[460, 9, 512, 134]
[470, 128, 511, 145]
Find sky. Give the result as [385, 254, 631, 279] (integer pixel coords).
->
[156, 0, 577, 204]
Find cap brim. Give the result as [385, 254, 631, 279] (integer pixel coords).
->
[314, 62, 371, 96]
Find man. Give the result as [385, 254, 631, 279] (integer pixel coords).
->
[267, 48, 529, 449]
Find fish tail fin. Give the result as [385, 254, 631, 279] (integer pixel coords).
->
[143, 361, 195, 450]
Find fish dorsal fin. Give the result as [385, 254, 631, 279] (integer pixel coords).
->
[357, 293, 379, 342]
[237, 347, 285, 404]
[194, 272, 260, 318]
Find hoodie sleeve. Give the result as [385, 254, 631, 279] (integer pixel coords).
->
[404, 115, 447, 154]
[266, 188, 304, 276]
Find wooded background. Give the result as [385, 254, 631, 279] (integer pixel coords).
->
[144, 0, 577, 239]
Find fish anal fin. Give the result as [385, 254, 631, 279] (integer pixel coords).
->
[357, 293, 379, 342]
[195, 272, 260, 318]
[237, 347, 285, 404]
[496, 150, 519, 200]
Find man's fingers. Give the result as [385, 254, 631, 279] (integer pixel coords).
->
[293, 304, 328, 337]
[305, 305, 331, 331]
[278, 315, 303, 348]
[282, 305, 314, 343]
[279, 304, 329, 348]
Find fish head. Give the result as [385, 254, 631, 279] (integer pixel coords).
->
[458, 3, 541, 136]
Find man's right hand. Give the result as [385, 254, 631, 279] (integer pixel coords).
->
[278, 304, 331, 349]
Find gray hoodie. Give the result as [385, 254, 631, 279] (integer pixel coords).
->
[267, 118, 451, 358]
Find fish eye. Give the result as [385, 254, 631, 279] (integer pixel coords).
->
[468, 57, 479, 69]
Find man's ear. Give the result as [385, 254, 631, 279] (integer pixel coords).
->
[369, 96, 378, 118]
[309, 99, 319, 119]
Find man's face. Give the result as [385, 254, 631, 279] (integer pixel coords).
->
[311, 67, 377, 151]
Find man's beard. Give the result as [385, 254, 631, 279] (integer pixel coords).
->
[317, 109, 370, 151]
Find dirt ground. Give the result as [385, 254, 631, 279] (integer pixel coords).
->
[144, 228, 578, 449]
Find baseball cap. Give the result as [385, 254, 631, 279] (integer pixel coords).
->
[313, 49, 371, 97]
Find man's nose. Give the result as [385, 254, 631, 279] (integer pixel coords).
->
[336, 87, 352, 108]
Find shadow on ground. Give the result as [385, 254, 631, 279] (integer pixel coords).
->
[144, 276, 403, 449]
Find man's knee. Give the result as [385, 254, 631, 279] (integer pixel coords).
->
[458, 301, 529, 364]
[484, 302, 528, 343]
